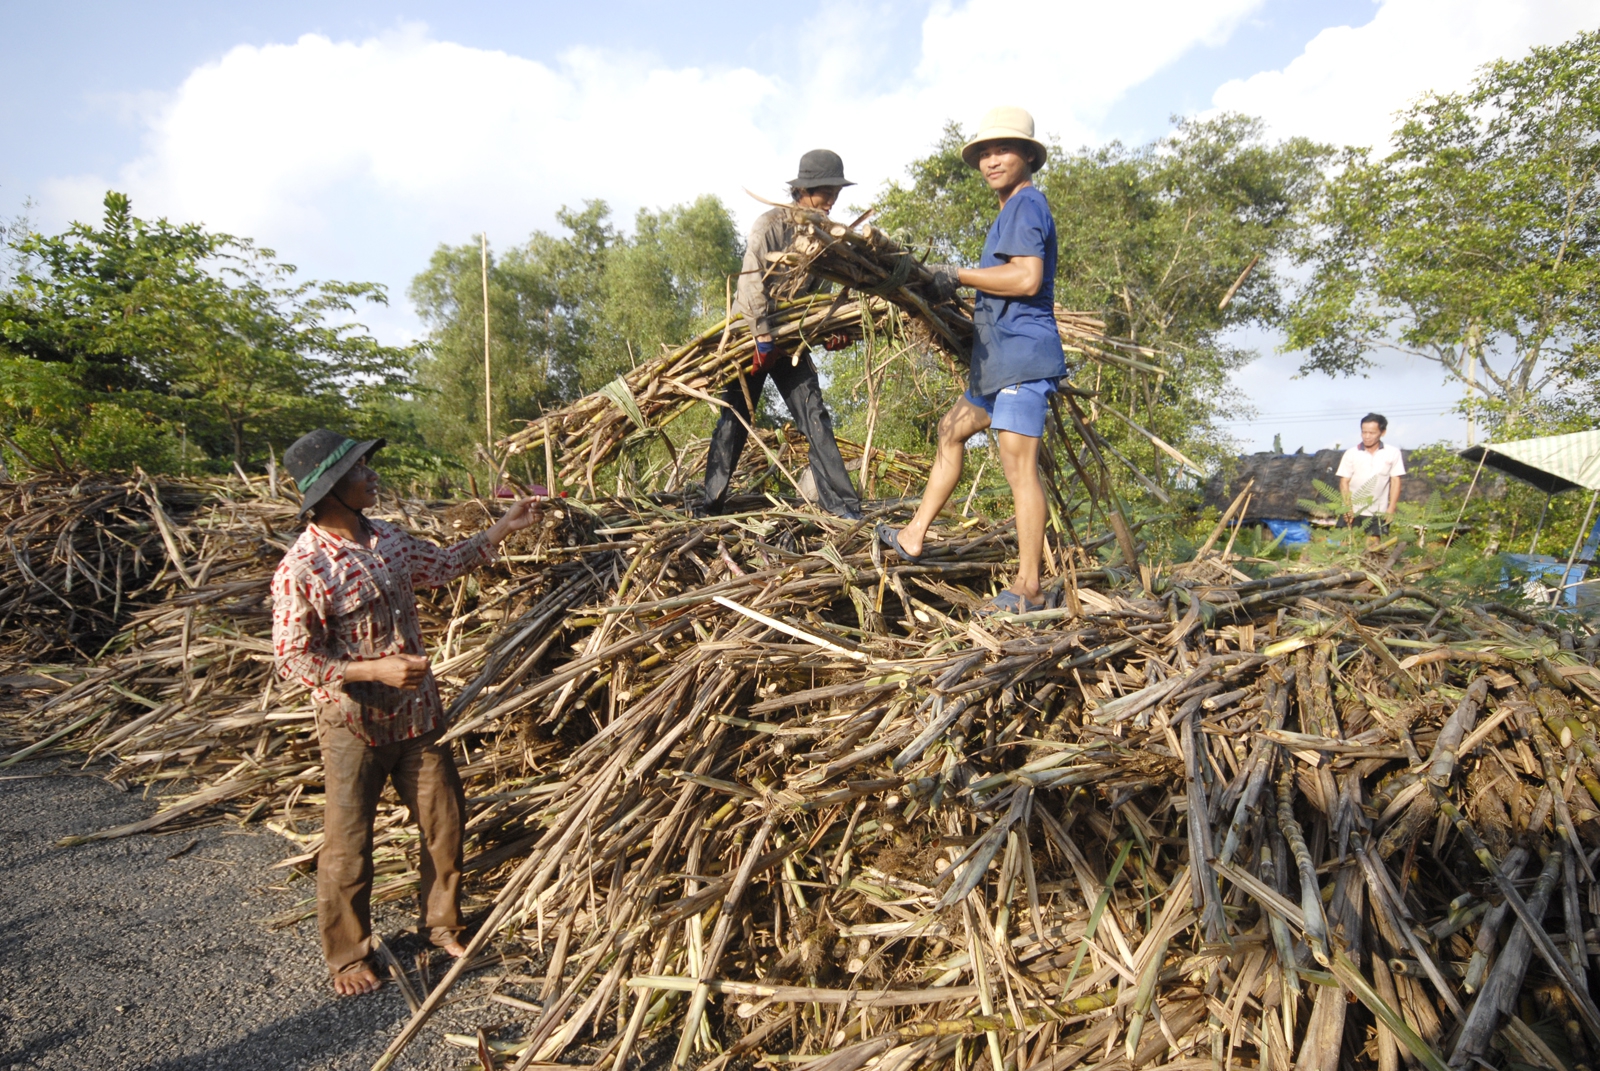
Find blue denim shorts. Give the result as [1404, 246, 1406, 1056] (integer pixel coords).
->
[963, 378, 1057, 438]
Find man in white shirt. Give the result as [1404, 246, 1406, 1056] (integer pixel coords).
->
[1336, 412, 1405, 535]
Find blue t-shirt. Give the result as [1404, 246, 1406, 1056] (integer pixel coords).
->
[969, 185, 1066, 396]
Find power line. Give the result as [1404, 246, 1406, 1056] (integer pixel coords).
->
[1221, 403, 1456, 419]
[1215, 408, 1460, 426]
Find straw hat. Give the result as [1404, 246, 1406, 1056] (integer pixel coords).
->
[960, 106, 1047, 171]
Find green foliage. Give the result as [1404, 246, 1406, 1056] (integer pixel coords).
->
[1407, 442, 1595, 558]
[601, 197, 743, 380]
[1391, 491, 1457, 545]
[1298, 477, 1372, 519]
[409, 196, 741, 466]
[0, 192, 420, 474]
[1286, 29, 1600, 436]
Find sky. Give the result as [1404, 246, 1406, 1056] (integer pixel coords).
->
[3, 0, 1597, 455]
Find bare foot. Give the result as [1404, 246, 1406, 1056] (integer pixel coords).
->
[440, 938, 467, 958]
[331, 961, 382, 996]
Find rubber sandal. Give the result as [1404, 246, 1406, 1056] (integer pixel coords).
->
[875, 523, 924, 564]
[975, 590, 1045, 617]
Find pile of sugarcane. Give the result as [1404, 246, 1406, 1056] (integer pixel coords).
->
[0, 472, 229, 664]
[7, 467, 1600, 1071]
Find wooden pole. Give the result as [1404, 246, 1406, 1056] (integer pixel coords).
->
[860, 344, 879, 500]
[1443, 451, 1487, 550]
[544, 415, 555, 495]
[1530, 491, 1552, 555]
[1558, 489, 1599, 604]
[481, 232, 493, 453]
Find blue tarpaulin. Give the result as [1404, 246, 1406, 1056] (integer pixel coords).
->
[1263, 520, 1312, 545]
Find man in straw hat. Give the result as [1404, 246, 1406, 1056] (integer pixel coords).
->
[700, 149, 864, 520]
[877, 107, 1066, 615]
[271, 429, 539, 995]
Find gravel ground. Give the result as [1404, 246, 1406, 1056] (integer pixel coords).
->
[0, 762, 497, 1071]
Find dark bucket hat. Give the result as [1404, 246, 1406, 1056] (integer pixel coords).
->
[283, 429, 385, 517]
[788, 149, 855, 190]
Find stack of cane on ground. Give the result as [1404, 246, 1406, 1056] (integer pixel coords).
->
[5, 466, 1600, 1071]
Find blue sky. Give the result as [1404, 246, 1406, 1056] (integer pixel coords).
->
[4, 0, 1596, 454]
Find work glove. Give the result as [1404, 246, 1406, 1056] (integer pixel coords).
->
[925, 263, 961, 302]
[822, 333, 851, 352]
[750, 338, 777, 375]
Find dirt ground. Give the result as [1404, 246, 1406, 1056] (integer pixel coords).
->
[0, 762, 495, 1071]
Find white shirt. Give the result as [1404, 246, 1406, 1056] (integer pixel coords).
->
[1336, 443, 1406, 515]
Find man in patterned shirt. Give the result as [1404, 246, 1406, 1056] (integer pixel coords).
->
[272, 429, 538, 996]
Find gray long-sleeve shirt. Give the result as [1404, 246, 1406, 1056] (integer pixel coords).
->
[736, 206, 827, 338]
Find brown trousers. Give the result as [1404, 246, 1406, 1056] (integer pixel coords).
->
[315, 707, 467, 975]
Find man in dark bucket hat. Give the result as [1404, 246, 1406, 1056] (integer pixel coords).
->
[699, 149, 864, 521]
[272, 429, 538, 995]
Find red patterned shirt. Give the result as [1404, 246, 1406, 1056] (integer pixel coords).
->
[271, 518, 494, 745]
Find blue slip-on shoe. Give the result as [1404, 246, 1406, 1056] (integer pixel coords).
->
[875, 523, 924, 563]
[975, 590, 1045, 618]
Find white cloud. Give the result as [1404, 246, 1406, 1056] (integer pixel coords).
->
[53, 25, 778, 244]
[43, 1, 1264, 324]
[1212, 0, 1600, 149]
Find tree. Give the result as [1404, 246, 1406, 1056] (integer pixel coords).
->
[410, 196, 741, 462]
[872, 116, 1328, 483]
[1286, 29, 1600, 436]
[598, 197, 742, 387]
[0, 192, 419, 472]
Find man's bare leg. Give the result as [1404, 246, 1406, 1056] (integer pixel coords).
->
[332, 961, 382, 996]
[897, 398, 991, 557]
[997, 430, 1045, 601]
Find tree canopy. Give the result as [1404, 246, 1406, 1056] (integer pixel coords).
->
[408, 196, 741, 462]
[0, 192, 418, 473]
[1286, 29, 1600, 437]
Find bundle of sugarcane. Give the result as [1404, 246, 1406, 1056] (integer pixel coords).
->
[498, 300, 1157, 498]
[497, 205, 973, 489]
[14, 468, 1600, 1071]
[780, 206, 973, 356]
[1054, 309, 1167, 377]
[500, 294, 893, 491]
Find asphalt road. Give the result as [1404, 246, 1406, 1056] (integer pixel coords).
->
[0, 763, 483, 1071]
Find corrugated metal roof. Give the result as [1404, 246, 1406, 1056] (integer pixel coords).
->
[1459, 430, 1600, 494]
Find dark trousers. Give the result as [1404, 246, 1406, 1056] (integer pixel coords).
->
[702, 354, 861, 517]
[1338, 516, 1391, 537]
[315, 708, 466, 975]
